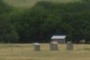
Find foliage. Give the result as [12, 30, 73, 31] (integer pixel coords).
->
[10, 0, 90, 43]
[0, 0, 18, 43]
[1, 0, 90, 43]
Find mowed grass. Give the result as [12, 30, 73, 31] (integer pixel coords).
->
[0, 44, 90, 60]
[3, 0, 81, 8]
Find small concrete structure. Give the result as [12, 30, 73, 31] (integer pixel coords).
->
[50, 41, 58, 50]
[51, 35, 66, 44]
[33, 43, 40, 51]
[66, 41, 73, 50]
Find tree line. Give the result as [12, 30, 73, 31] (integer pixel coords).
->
[0, 0, 90, 43]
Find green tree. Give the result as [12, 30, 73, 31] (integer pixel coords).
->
[0, 0, 18, 43]
[11, 0, 90, 43]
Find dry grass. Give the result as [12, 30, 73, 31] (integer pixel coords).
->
[3, 0, 81, 8]
[0, 44, 90, 60]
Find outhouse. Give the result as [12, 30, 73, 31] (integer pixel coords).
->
[51, 35, 66, 44]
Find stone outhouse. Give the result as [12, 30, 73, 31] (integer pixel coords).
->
[51, 35, 66, 44]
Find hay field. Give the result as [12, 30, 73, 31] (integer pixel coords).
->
[0, 44, 90, 60]
[3, 0, 81, 8]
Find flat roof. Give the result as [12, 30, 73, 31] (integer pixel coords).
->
[51, 35, 66, 39]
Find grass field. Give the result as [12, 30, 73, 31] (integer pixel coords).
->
[3, 0, 81, 8]
[0, 44, 90, 60]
